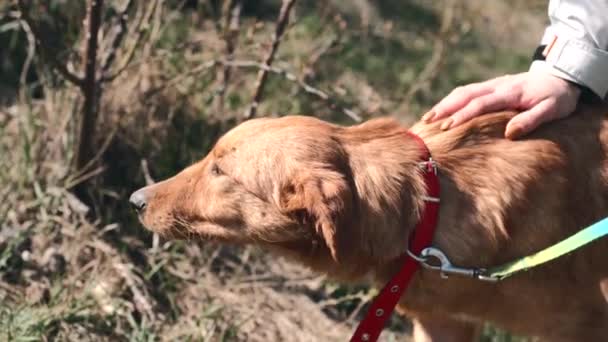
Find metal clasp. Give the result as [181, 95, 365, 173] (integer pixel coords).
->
[417, 247, 499, 282]
[418, 157, 437, 175]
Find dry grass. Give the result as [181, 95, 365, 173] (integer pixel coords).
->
[0, 96, 407, 340]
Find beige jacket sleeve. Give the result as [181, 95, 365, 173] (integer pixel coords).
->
[529, 0, 608, 98]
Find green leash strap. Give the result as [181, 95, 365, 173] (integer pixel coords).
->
[485, 216, 608, 280]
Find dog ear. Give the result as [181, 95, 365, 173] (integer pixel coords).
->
[279, 170, 353, 262]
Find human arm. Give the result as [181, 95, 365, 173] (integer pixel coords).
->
[424, 0, 608, 139]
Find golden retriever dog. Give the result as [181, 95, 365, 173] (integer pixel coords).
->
[130, 101, 608, 341]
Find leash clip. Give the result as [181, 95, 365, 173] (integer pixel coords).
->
[418, 247, 500, 282]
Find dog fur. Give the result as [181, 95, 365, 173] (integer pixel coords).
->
[132, 101, 608, 341]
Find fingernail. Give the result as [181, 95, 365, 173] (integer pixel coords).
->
[440, 118, 453, 130]
[422, 110, 435, 122]
[505, 124, 523, 140]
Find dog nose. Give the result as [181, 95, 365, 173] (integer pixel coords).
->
[129, 189, 147, 211]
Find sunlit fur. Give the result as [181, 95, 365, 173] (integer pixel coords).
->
[135, 101, 608, 341]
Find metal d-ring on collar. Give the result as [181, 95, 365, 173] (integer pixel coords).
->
[406, 247, 499, 282]
[418, 158, 440, 203]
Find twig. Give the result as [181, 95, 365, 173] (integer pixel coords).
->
[17, 17, 35, 103]
[101, 0, 159, 82]
[143, 59, 218, 97]
[243, 0, 297, 120]
[140, 159, 155, 185]
[100, 0, 136, 77]
[215, 0, 242, 114]
[230, 60, 361, 122]
[114, 261, 155, 321]
[71, 125, 118, 182]
[319, 292, 370, 308]
[64, 165, 107, 190]
[402, 0, 456, 107]
[303, 36, 339, 81]
[146, 58, 362, 122]
[16, 0, 84, 87]
[140, 158, 158, 251]
[87, 238, 156, 320]
[346, 291, 376, 324]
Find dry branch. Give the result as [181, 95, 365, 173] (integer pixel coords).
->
[101, 0, 159, 82]
[16, 0, 84, 87]
[69, 125, 118, 187]
[145, 59, 362, 122]
[100, 0, 136, 77]
[17, 17, 35, 103]
[114, 262, 156, 321]
[64, 165, 107, 190]
[402, 0, 456, 106]
[231, 60, 361, 122]
[243, 0, 297, 120]
[75, 0, 104, 180]
[303, 36, 339, 81]
[140, 159, 155, 186]
[143, 60, 217, 97]
[215, 0, 243, 114]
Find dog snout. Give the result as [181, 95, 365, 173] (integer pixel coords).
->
[129, 188, 148, 212]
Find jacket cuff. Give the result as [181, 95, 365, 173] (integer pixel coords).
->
[531, 37, 608, 98]
[529, 60, 578, 85]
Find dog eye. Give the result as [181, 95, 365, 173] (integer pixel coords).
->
[211, 163, 223, 176]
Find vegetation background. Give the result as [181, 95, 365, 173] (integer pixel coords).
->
[0, 0, 546, 340]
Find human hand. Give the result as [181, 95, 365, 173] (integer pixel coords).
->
[422, 71, 582, 139]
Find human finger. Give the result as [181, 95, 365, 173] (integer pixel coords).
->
[504, 98, 559, 139]
[440, 91, 513, 130]
[424, 83, 494, 122]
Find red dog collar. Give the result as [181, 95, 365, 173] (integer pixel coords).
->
[350, 131, 440, 341]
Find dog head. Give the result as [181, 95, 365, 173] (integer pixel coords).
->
[131, 116, 366, 276]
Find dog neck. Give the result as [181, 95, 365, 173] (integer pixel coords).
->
[338, 118, 429, 268]
[338, 114, 516, 279]
[409, 113, 518, 267]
